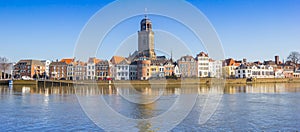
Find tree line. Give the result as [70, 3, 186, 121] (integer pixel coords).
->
[0, 57, 11, 79]
[287, 51, 300, 65]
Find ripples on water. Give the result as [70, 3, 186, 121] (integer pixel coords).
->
[0, 83, 300, 131]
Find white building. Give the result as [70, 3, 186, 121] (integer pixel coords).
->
[208, 60, 222, 78]
[114, 59, 130, 80]
[173, 63, 181, 77]
[235, 64, 274, 78]
[86, 62, 95, 80]
[196, 52, 209, 77]
[74, 61, 86, 81]
[274, 69, 284, 78]
[41, 60, 51, 77]
[86, 57, 100, 80]
[67, 63, 74, 80]
[158, 65, 165, 78]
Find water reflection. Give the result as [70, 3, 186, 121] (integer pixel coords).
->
[224, 83, 300, 94]
[1, 83, 300, 131]
[1, 83, 300, 95]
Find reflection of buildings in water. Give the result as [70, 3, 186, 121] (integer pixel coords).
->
[0, 85, 13, 95]
[246, 83, 285, 93]
[44, 88, 49, 96]
[136, 120, 156, 132]
[197, 85, 224, 94]
[2, 83, 300, 96]
[22, 86, 30, 94]
[136, 99, 155, 118]
[116, 86, 163, 96]
[225, 83, 300, 94]
[174, 88, 180, 95]
[74, 85, 117, 96]
[116, 86, 164, 105]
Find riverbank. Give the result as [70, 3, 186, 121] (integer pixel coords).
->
[0, 80, 8, 85]
[1, 78, 300, 86]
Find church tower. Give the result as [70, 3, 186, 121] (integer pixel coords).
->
[138, 15, 156, 60]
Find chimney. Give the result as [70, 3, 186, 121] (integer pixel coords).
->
[275, 56, 279, 65]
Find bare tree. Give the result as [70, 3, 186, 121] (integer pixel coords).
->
[287, 51, 300, 65]
[0, 57, 10, 79]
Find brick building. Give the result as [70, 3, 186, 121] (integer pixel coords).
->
[13, 60, 45, 79]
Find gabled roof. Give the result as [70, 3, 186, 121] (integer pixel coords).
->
[16, 59, 44, 66]
[88, 57, 101, 64]
[196, 52, 209, 57]
[110, 56, 126, 65]
[151, 59, 166, 66]
[60, 58, 74, 64]
[130, 61, 138, 65]
[117, 58, 130, 65]
[178, 55, 195, 62]
[96, 60, 109, 65]
[264, 60, 276, 66]
[163, 59, 174, 65]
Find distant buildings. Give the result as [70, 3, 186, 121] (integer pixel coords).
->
[137, 58, 151, 80]
[41, 60, 51, 77]
[235, 64, 274, 78]
[49, 61, 67, 80]
[13, 60, 46, 79]
[86, 57, 100, 80]
[223, 58, 241, 78]
[196, 52, 209, 78]
[10, 54, 300, 80]
[95, 60, 110, 80]
[114, 59, 131, 80]
[209, 59, 222, 78]
[177, 55, 197, 78]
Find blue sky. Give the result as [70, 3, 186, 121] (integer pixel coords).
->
[0, 0, 299, 62]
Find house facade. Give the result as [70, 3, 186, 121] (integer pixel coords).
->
[86, 57, 101, 80]
[164, 60, 174, 77]
[235, 64, 274, 78]
[95, 60, 110, 80]
[114, 59, 130, 80]
[177, 55, 197, 78]
[49, 62, 67, 80]
[196, 52, 209, 77]
[137, 58, 151, 80]
[129, 61, 137, 80]
[150, 60, 166, 78]
[208, 59, 222, 78]
[13, 60, 45, 79]
[223, 58, 241, 78]
[41, 60, 51, 77]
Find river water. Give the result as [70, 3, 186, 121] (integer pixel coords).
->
[0, 83, 300, 131]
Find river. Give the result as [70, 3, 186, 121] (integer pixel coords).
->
[0, 83, 300, 131]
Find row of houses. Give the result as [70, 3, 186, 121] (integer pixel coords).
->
[6, 53, 300, 80]
[224, 56, 300, 79]
[9, 52, 222, 80]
